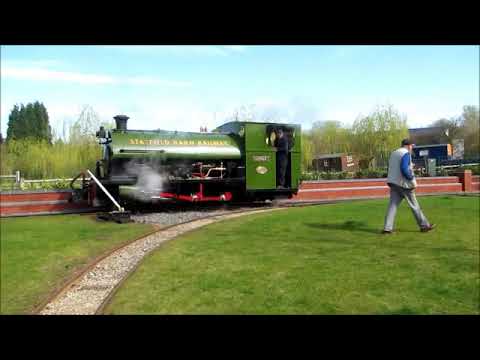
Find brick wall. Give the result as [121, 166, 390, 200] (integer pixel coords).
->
[472, 175, 480, 192]
[294, 170, 478, 201]
[0, 191, 91, 217]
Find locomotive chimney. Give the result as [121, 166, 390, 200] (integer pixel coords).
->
[114, 115, 129, 131]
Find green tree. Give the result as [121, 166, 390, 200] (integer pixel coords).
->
[6, 102, 52, 143]
[351, 105, 409, 169]
[69, 105, 102, 144]
[311, 120, 352, 155]
[6, 104, 20, 140]
[36, 101, 52, 143]
[462, 105, 479, 159]
[431, 117, 464, 144]
[301, 130, 314, 172]
[429, 106, 479, 159]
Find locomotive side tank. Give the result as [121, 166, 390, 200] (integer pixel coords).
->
[94, 115, 300, 205]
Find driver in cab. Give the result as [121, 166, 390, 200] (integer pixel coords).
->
[274, 128, 289, 189]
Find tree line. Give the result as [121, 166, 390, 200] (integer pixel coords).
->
[1, 101, 479, 178]
[301, 104, 479, 171]
[410, 105, 479, 159]
[1, 103, 105, 179]
[5, 102, 52, 143]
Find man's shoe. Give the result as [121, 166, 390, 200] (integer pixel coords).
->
[382, 230, 393, 234]
[421, 224, 436, 232]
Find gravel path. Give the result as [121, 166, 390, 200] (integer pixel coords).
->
[39, 207, 283, 315]
[130, 204, 274, 226]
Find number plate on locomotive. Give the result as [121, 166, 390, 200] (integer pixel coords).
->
[252, 155, 270, 162]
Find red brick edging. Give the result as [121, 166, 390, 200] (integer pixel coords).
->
[294, 170, 477, 201]
[1, 171, 478, 216]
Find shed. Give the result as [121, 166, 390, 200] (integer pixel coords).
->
[412, 143, 453, 162]
[312, 153, 358, 172]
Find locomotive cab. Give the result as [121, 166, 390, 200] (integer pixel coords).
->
[266, 124, 296, 188]
[239, 121, 301, 199]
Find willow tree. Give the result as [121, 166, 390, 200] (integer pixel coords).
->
[462, 105, 479, 159]
[301, 130, 314, 172]
[311, 120, 352, 155]
[351, 105, 409, 169]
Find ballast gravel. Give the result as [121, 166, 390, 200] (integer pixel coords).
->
[40, 207, 283, 315]
[130, 204, 273, 226]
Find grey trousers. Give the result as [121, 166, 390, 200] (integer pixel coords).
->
[383, 184, 430, 231]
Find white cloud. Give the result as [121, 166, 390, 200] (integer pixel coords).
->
[330, 45, 377, 59]
[221, 46, 248, 53]
[2, 90, 463, 141]
[123, 101, 221, 132]
[1, 65, 192, 87]
[3, 59, 64, 68]
[102, 45, 248, 56]
[124, 76, 191, 88]
[222, 97, 323, 128]
[3, 66, 116, 85]
[394, 101, 461, 128]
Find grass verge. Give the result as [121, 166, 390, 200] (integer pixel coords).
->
[104, 195, 479, 314]
[0, 214, 154, 314]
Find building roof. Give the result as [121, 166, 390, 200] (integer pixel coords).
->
[408, 127, 446, 136]
[313, 153, 347, 160]
[413, 143, 450, 149]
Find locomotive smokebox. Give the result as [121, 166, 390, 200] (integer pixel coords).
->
[114, 115, 129, 131]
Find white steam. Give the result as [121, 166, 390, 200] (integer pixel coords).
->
[123, 161, 166, 202]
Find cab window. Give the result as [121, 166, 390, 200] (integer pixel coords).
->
[266, 125, 295, 149]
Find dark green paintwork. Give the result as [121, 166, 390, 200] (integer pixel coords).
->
[290, 152, 301, 190]
[110, 129, 242, 160]
[244, 122, 301, 190]
[245, 123, 276, 190]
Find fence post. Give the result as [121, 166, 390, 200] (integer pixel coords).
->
[456, 169, 472, 193]
[15, 171, 21, 184]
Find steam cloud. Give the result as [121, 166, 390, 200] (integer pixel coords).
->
[124, 161, 166, 202]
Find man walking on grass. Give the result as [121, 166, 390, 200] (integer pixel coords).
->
[383, 139, 435, 234]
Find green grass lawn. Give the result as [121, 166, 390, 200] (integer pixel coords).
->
[104, 195, 479, 315]
[0, 214, 154, 314]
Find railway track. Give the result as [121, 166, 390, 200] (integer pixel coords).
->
[0, 190, 326, 218]
[0, 189, 281, 218]
[38, 205, 297, 315]
[36, 200, 344, 315]
[41, 197, 370, 315]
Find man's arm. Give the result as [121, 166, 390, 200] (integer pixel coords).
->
[400, 153, 414, 180]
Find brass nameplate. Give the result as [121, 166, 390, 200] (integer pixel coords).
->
[128, 139, 230, 146]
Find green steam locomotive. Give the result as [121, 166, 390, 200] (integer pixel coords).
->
[93, 115, 301, 205]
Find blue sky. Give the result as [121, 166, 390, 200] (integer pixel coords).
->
[1, 45, 478, 137]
